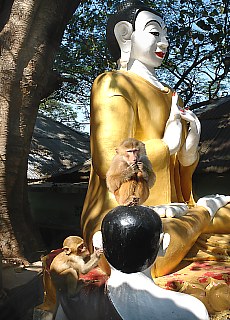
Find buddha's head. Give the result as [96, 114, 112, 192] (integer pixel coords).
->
[106, 0, 169, 70]
[101, 205, 162, 274]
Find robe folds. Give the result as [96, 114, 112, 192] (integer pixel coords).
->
[82, 71, 197, 245]
[81, 71, 230, 287]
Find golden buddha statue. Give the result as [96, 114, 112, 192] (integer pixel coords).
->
[81, 0, 230, 314]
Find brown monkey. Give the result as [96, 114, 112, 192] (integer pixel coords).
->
[106, 138, 155, 206]
[50, 236, 103, 297]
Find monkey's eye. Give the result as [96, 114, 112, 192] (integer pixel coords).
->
[127, 149, 139, 153]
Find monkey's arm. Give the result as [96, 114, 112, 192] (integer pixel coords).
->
[106, 172, 123, 193]
[137, 157, 156, 188]
[78, 252, 101, 275]
[106, 160, 137, 193]
[66, 254, 99, 275]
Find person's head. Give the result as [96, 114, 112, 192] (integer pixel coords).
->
[106, 0, 168, 69]
[101, 205, 162, 273]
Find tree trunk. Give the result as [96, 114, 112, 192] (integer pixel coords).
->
[0, 0, 81, 261]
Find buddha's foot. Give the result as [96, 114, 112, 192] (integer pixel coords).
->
[197, 194, 230, 220]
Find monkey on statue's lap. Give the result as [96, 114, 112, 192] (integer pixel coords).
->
[106, 138, 155, 206]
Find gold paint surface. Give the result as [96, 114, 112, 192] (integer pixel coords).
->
[81, 71, 197, 248]
[80, 71, 230, 311]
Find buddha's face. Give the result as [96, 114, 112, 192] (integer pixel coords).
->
[129, 10, 168, 68]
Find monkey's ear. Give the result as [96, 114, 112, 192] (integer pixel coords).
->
[63, 246, 71, 255]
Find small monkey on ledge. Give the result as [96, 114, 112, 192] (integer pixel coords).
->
[50, 236, 103, 297]
[106, 138, 155, 206]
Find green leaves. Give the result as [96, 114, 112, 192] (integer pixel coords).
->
[197, 20, 211, 31]
[40, 0, 229, 123]
[163, 0, 228, 103]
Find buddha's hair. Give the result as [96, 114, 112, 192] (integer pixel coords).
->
[106, 0, 162, 61]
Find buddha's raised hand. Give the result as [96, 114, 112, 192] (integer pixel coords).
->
[178, 109, 201, 166]
[162, 92, 182, 155]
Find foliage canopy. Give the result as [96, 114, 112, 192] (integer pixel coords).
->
[39, 0, 229, 128]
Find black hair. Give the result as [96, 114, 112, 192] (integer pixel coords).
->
[101, 205, 162, 273]
[106, 0, 162, 61]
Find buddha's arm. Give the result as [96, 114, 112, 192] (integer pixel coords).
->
[162, 92, 200, 167]
[90, 87, 169, 179]
[90, 93, 135, 179]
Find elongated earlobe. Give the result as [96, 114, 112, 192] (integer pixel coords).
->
[114, 21, 133, 70]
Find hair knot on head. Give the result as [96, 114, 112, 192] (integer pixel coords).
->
[115, 0, 145, 13]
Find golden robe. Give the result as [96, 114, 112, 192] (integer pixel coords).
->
[81, 71, 230, 309]
[82, 71, 197, 241]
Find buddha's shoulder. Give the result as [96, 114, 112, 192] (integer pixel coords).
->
[92, 70, 135, 88]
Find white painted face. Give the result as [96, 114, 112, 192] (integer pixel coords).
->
[130, 10, 169, 68]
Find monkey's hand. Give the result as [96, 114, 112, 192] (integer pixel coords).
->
[137, 162, 150, 181]
[137, 161, 144, 172]
[94, 248, 103, 258]
[124, 163, 138, 180]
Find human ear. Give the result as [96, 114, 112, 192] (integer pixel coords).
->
[114, 21, 133, 70]
[158, 232, 170, 257]
[92, 231, 103, 250]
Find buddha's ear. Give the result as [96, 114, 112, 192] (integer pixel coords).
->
[114, 21, 133, 70]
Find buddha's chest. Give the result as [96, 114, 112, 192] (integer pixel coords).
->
[134, 90, 171, 139]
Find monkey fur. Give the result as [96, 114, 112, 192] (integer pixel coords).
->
[106, 138, 155, 206]
[50, 236, 102, 297]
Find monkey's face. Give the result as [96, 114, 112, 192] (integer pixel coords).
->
[77, 242, 90, 258]
[124, 148, 139, 165]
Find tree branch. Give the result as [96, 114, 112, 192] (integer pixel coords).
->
[175, 45, 223, 90]
[59, 75, 79, 85]
[174, 41, 200, 89]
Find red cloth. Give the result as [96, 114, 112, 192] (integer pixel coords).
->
[45, 248, 64, 271]
[79, 267, 109, 286]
